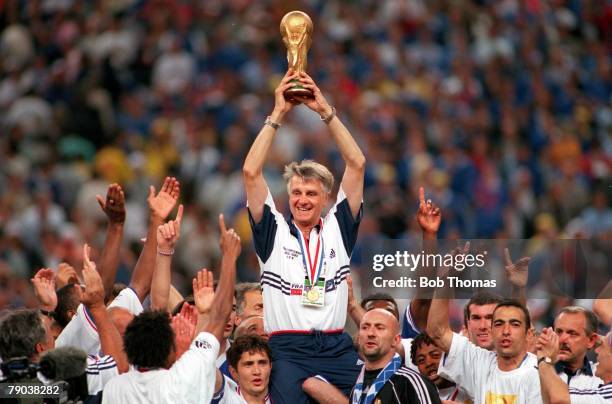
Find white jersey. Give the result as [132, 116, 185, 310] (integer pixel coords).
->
[86, 354, 119, 395]
[568, 383, 612, 404]
[438, 333, 542, 404]
[211, 375, 272, 404]
[56, 287, 144, 355]
[400, 338, 418, 370]
[102, 332, 219, 404]
[556, 360, 604, 390]
[249, 188, 361, 333]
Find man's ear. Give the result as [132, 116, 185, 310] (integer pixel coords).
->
[35, 342, 45, 354]
[586, 332, 599, 350]
[229, 366, 238, 382]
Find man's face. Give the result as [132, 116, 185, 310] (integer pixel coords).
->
[364, 300, 399, 320]
[594, 334, 611, 380]
[492, 306, 529, 359]
[231, 350, 271, 397]
[239, 290, 263, 321]
[414, 342, 445, 386]
[358, 309, 400, 363]
[288, 176, 328, 228]
[554, 312, 596, 366]
[466, 303, 497, 350]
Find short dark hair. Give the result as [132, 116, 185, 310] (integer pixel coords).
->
[410, 333, 437, 366]
[492, 300, 531, 331]
[556, 306, 599, 336]
[123, 310, 175, 368]
[54, 284, 81, 327]
[227, 335, 272, 370]
[463, 291, 503, 326]
[360, 293, 399, 320]
[0, 309, 46, 360]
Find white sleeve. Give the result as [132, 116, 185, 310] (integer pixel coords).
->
[55, 304, 100, 355]
[437, 332, 495, 398]
[107, 287, 144, 315]
[167, 332, 220, 404]
[86, 355, 119, 395]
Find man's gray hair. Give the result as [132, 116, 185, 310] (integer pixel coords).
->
[556, 306, 599, 336]
[235, 282, 262, 316]
[283, 160, 334, 194]
[0, 309, 46, 360]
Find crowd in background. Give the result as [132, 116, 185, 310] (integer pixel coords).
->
[0, 0, 610, 317]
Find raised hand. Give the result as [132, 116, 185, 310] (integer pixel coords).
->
[156, 204, 184, 252]
[172, 302, 197, 359]
[273, 69, 300, 118]
[31, 268, 57, 312]
[147, 177, 180, 220]
[504, 248, 530, 288]
[416, 187, 441, 236]
[536, 327, 559, 362]
[56, 262, 79, 289]
[296, 72, 332, 116]
[96, 183, 126, 224]
[347, 274, 357, 310]
[192, 268, 215, 315]
[218, 214, 241, 261]
[81, 244, 105, 309]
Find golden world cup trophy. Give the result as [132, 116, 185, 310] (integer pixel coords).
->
[280, 11, 314, 103]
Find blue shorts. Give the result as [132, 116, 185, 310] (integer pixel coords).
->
[268, 331, 360, 404]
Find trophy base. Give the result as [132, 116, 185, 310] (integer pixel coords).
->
[284, 86, 314, 104]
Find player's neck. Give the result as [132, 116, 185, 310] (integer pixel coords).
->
[497, 351, 527, 371]
[241, 387, 268, 403]
[295, 221, 319, 241]
[560, 357, 584, 373]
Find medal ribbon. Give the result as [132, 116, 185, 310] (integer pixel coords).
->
[296, 219, 324, 286]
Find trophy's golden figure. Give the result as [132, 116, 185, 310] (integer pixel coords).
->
[280, 11, 314, 102]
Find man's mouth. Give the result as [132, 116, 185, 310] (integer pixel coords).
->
[297, 206, 310, 212]
[252, 378, 262, 386]
[500, 338, 512, 347]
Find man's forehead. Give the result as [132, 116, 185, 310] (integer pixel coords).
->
[470, 303, 497, 316]
[493, 306, 524, 322]
[362, 308, 398, 326]
[555, 311, 586, 327]
[289, 176, 323, 189]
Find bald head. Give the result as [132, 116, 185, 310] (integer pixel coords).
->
[362, 308, 400, 334]
[358, 309, 401, 368]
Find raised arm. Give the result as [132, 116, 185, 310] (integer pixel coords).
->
[243, 70, 298, 223]
[130, 177, 180, 302]
[195, 215, 240, 343]
[346, 274, 366, 326]
[298, 72, 365, 217]
[593, 280, 612, 326]
[426, 243, 469, 353]
[151, 205, 183, 311]
[410, 187, 442, 331]
[81, 244, 129, 373]
[536, 327, 569, 404]
[95, 183, 126, 300]
[504, 248, 530, 306]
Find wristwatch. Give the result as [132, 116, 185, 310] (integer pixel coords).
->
[537, 356, 553, 367]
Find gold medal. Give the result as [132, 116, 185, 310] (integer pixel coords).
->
[307, 288, 319, 302]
